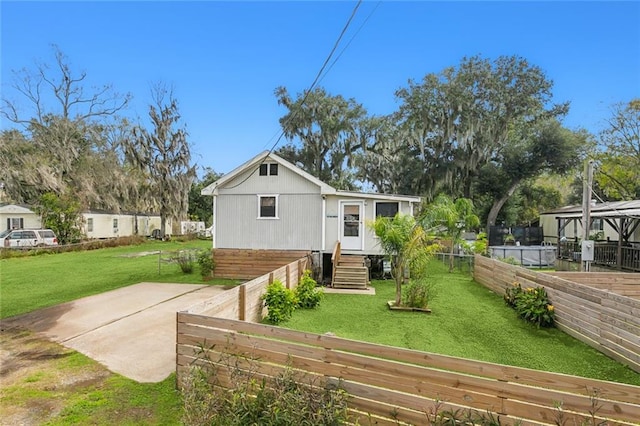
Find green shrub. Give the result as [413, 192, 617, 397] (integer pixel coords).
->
[504, 282, 555, 328]
[181, 355, 350, 426]
[262, 280, 297, 324]
[175, 250, 196, 274]
[402, 279, 436, 309]
[294, 270, 324, 309]
[196, 248, 215, 279]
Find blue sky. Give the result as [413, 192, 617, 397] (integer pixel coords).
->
[2, 1, 639, 176]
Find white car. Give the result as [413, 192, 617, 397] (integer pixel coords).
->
[0, 229, 59, 248]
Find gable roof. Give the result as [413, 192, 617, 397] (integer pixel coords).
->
[201, 150, 422, 203]
[0, 203, 37, 214]
[201, 151, 336, 196]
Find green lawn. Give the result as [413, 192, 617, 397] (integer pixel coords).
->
[0, 239, 236, 319]
[284, 260, 640, 386]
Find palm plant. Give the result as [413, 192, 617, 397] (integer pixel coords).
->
[369, 214, 438, 306]
[420, 194, 480, 272]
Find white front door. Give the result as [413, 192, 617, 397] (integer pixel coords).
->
[340, 201, 364, 250]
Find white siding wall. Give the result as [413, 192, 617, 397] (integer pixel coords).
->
[540, 214, 629, 243]
[83, 213, 166, 239]
[216, 193, 322, 250]
[324, 195, 416, 255]
[215, 164, 323, 250]
[0, 211, 41, 231]
[220, 163, 320, 195]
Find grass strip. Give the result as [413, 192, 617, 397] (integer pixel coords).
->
[0, 239, 235, 319]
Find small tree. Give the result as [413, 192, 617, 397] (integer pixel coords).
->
[34, 192, 83, 244]
[369, 214, 438, 306]
[124, 84, 196, 238]
[420, 194, 480, 273]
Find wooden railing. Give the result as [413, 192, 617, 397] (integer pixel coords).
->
[557, 241, 640, 272]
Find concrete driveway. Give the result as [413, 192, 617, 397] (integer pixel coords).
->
[0, 283, 228, 383]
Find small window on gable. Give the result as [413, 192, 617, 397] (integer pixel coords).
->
[375, 202, 399, 218]
[259, 163, 278, 176]
[258, 195, 278, 219]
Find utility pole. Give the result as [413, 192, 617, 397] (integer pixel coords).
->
[581, 160, 594, 272]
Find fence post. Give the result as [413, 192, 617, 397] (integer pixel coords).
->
[239, 284, 246, 321]
[269, 272, 274, 285]
[286, 265, 291, 289]
[158, 250, 161, 275]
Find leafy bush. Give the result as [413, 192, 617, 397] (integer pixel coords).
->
[504, 282, 555, 328]
[181, 354, 350, 426]
[262, 280, 297, 324]
[196, 248, 215, 279]
[294, 270, 324, 309]
[402, 279, 436, 309]
[175, 250, 196, 274]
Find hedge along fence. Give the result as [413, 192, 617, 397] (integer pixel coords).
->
[176, 315, 640, 425]
[474, 255, 640, 374]
[176, 254, 640, 425]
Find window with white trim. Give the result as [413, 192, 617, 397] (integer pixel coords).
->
[7, 217, 24, 230]
[259, 163, 278, 176]
[113, 218, 118, 232]
[87, 218, 94, 232]
[258, 195, 278, 219]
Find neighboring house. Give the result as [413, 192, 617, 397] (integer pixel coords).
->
[539, 200, 640, 271]
[82, 210, 168, 239]
[0, 204, 167, 239]
[0, 204, 41, 231]
[201, 151, 421, 268]
[539, 200, 640, 244]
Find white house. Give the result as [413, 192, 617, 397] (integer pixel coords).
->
[201, 151, 421, 259]
[81, 210, 168, 239]
[0, 203, 167, 239]
[0, 204, 41, 231]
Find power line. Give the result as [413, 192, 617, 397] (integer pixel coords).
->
[225, 0, 364, 190]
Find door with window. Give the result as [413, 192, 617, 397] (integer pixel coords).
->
[340, 201, 364, 250]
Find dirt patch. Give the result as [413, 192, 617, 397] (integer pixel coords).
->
[118, 250, 161, 258]
[0, 327, 111, 426]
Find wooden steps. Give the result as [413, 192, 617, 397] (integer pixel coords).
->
[332, 254, 369, 289]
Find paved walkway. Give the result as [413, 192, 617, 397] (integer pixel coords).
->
[1, 283, 228, 383]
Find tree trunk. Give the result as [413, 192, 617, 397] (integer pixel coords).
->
[449, 244, 455, 273]
[394, 255, 403, 306]
[160, 214, 166, 239]
[486, 181, 521, 233]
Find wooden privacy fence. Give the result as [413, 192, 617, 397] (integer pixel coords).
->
[474, 255, 640, 374]
[186, 256, 308, 319]
[548, 272, 640, 300]
[176, 316, 640, 425]
[176, 254, 640, 424]
[211, 248, 311, 279]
